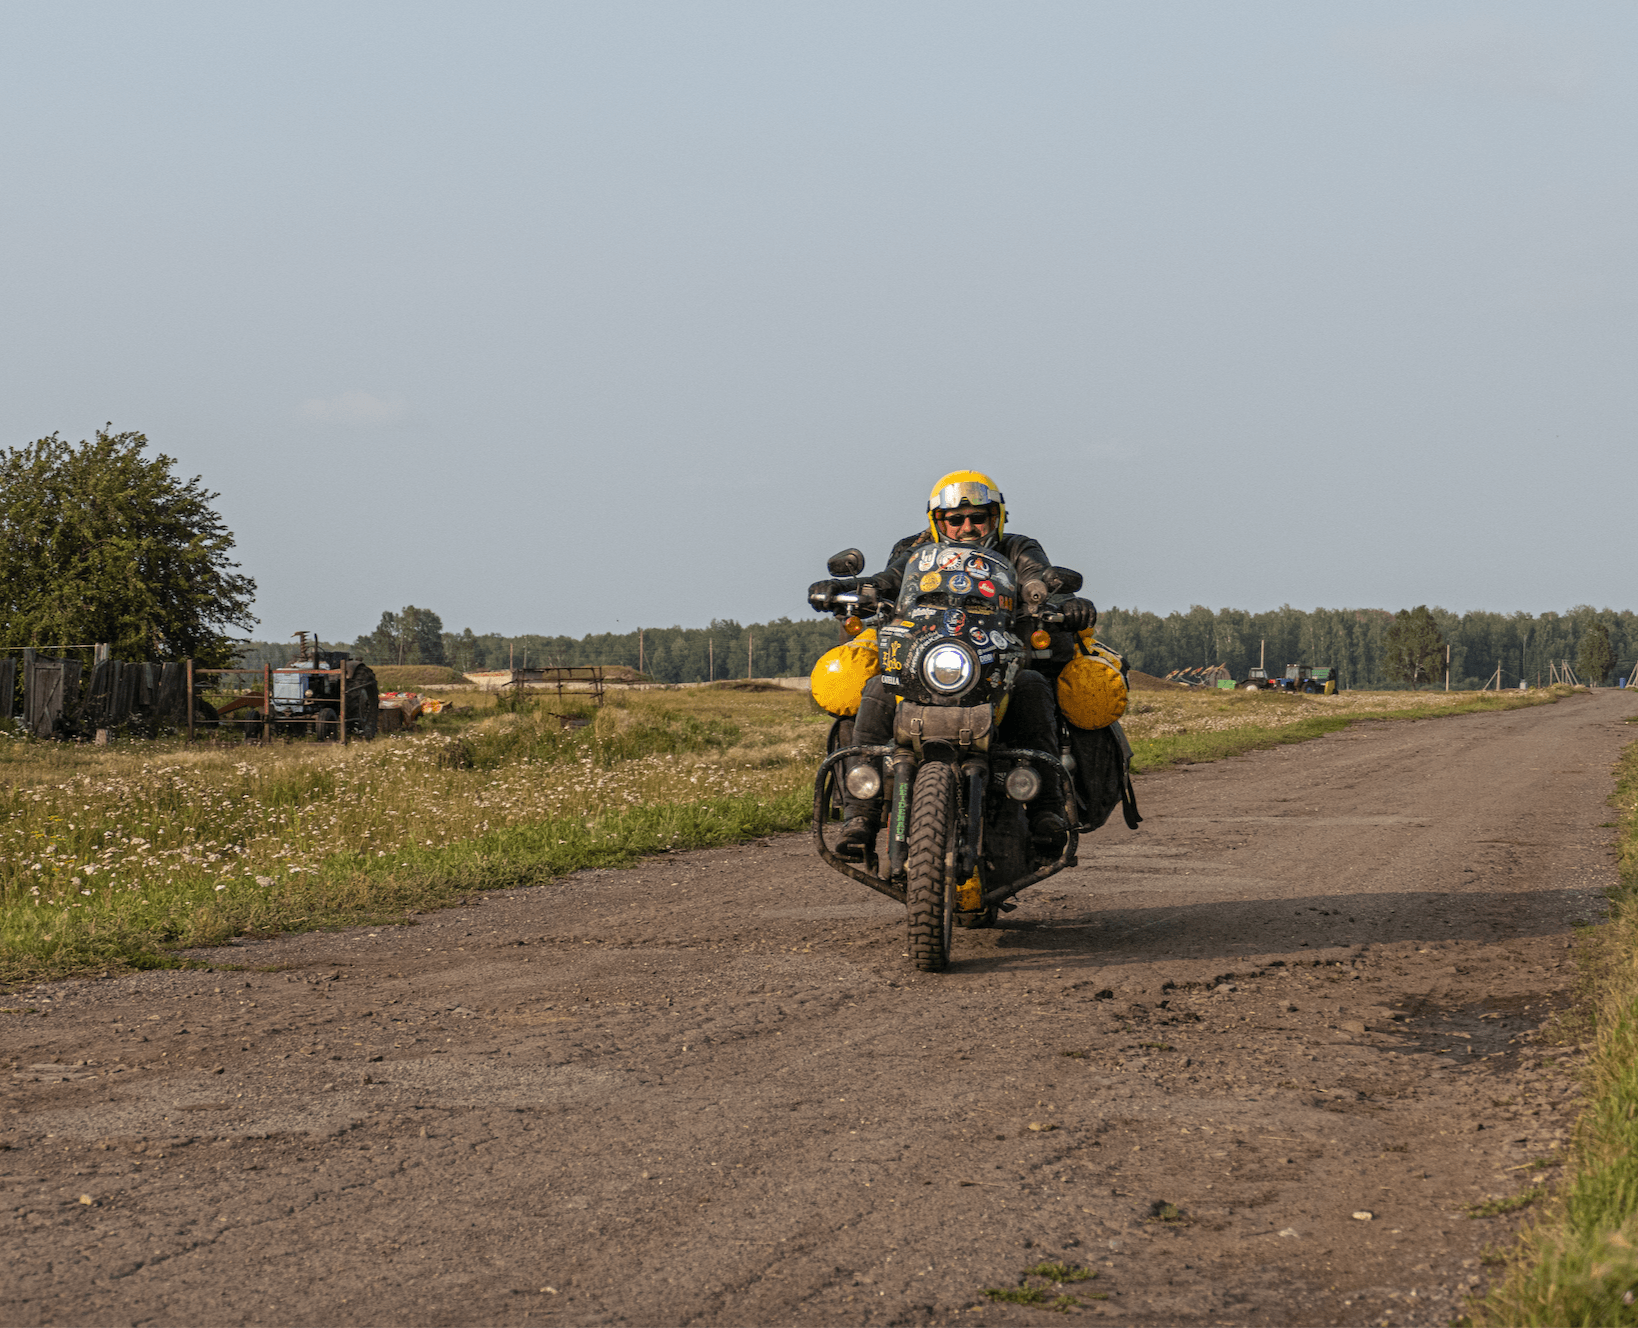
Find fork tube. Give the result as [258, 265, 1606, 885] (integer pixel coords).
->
[887, 752, 915, 878]
[959, 760, 986, 879]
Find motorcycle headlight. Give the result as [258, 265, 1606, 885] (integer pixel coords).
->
[922, 643, 975, 695]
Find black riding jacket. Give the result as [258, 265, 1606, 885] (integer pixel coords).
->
[870, 529, 1053, 603]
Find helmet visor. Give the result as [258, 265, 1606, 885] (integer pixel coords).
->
[930, 480, 1003, 512]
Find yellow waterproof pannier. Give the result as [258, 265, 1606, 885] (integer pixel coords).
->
[1056, 632, 1128, 731]
[810, 628, 880, 717]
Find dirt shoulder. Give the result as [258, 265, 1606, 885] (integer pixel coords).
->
[4, 690, 1635, 1326]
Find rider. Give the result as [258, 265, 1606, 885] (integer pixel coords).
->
[821, 470, 1096, 858]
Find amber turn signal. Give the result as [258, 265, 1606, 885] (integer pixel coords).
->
[843, 616, 864, 638]
[1030, 630, 1052, 650]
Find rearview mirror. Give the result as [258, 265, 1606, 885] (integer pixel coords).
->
[1046, 566, 1083, 595]
[827, 548, 865, 577]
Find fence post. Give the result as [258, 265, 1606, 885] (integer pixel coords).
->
[21, 648, 35, 734]
[340, 660, 349, 746]
[186, 659, 194, 743]
[93, 643, 111, 745]
[263, 663, 272, 744]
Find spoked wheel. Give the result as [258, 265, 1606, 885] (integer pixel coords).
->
[906, 761, 957, 972]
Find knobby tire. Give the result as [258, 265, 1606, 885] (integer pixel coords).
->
[906, 761, 956, 972]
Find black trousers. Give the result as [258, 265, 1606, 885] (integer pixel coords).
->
[842, 670, 1063, 820]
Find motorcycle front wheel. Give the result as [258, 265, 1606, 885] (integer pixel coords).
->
[906, 761, 957, 972]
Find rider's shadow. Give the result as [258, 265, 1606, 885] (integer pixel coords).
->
[949, 887, 1592, 973]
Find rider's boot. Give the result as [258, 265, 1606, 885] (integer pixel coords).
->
[837, 677, 892, 861]
[1029, 807, 1069, 854]
[837, 807, 880, 861]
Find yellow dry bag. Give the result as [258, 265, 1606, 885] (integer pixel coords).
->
[1056, 632, 1128, 731]
[810, 628, 880, 717]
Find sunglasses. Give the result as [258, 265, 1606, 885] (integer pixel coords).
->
[939, 510, 992, 528]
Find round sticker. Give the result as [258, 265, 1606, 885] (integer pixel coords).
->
[970, 628, 990, 648]
[937, 549, 965, 570]
[919, 571, 942, 593]
[977, 580, 996, 598]
[966, 556, 990, 577]
[943, 609, 967, 635]
[948, 572, 972, 594]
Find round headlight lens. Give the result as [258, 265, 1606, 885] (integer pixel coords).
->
[844, 764, 882, 799]
[923, 643, 975, 694]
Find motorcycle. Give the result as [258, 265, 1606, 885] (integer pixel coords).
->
[808, 542, 1129, 972]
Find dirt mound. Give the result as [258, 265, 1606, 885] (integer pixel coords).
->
[707, 679, 788, 692]
[1127, 669, 1188, 691]
[370, 665, 469, 690]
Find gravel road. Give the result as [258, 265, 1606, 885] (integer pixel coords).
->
[5, 689, 1636, 1326]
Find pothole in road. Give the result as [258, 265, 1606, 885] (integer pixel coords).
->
[1383, 990, 1574, 1069]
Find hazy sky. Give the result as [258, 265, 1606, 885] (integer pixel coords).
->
[3, 3, 1633, 642]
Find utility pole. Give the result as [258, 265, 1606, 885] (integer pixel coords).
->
[708, 638, 713, 683]
[748, 632, 753, 680]
[1445, 643, 1450, 692]
[1260, 639, 1265, 671]
[638, 628, 644, 676]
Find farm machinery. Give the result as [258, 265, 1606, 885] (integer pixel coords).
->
[1279, 664, 1338, 695]
[215, 633, 379, 739]
[1240, 664, 1338, 693]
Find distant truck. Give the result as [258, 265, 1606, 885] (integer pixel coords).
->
[1281, 664, 1339, 695]
[1241, 668, 1275, 691]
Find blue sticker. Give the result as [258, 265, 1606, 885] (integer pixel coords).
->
[978, 652, 995, 665]
[943, 609, 967, 635]
[966, 555, 990, 577]
[969, 628, 989, 648]
[948, 572, 972, 594]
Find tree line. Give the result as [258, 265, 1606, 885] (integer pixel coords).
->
[10, 431, 1628, 692]
[1096, 604, 1638, 688]
[237, 608, 850, 684]
[236, 602, 1638, 688]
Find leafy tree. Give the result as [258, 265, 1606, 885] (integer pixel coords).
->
[0, 427, 256, 665]
[353, 606, 447, 666]
[1383, 605, 1445, 689]
[1578, 621, 1616, 684]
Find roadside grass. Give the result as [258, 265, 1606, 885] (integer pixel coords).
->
[0, 679, 1589, 985]
[0, 688, 827, 983]
[1475, 736, 1638, 1325]
[1121, 683, 1582, 772]
[982, 1261, 1105, 1310]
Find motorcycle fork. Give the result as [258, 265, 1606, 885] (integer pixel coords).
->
[887, 749, 916, 878]
[955, 759, 987, 912]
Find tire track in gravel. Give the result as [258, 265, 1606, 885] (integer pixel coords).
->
[3, 688, 1634, 1326]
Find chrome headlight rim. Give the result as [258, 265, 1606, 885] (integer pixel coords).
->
[920, 640, 977, 696]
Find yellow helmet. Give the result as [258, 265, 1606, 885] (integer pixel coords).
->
[926, 470, 1006, 543]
